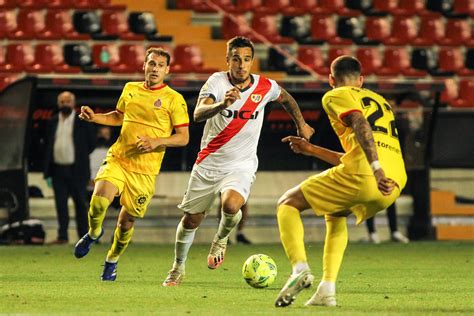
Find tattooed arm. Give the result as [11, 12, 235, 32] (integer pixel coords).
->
[277, 88, 314, 140]
[343, 111, 396, 196]
[343, 111, 378, 163]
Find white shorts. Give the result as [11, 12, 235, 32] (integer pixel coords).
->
[178, 164, 256, 214]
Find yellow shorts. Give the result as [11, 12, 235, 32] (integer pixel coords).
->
[95, 158, 156, 218]
[300, 165, 401, 225]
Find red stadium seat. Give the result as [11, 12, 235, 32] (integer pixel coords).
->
[45, 0, 74, 8]
[367, 0, 398, 15]
[0, 0, 16, 8]
[356, 47, 383, 75]
[376, 47, 426, 77]
[310, 14, 351, 44]
[110, 44, 146, 73]
[452, 0, 474, 16]
[101, 10, 145, 40]
[365, 17, 390, 43]
[97, 0, 126, 9]
[0, 45, 5, 65]
[8, 9, 45, 40]
[0, 10, 16, 38]
[73, 0, 100, 9]
[413, 17, 445, 46]
[284, 0, 317, 15]
[221, 14, 251, 39]
[186, 0, 236, 13]
[328, 46, 352, 64]
[438, 48, 464, 74]
[92, 43, 120, 69]
[27, 44, 81, 73]
[39, 9, 89, 40]
[439, 19, 474, 46]
[0, 44, 34, 72]
[175, 0, 191, 9]
[392, 0, 436, 16]
[17, 0, 49, 8]
[313, 0, 357, 15]
[172, 44, 218, 73]
[452, 79, 474, 107]
[254, 0, 291, 14]
[249, 14, 293, 44]
[234, 0, 262, 12]
[297, 46, 329, 75]
[384, 16, 417, 45]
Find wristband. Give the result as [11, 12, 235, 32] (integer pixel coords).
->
[370, 160, 382, 173]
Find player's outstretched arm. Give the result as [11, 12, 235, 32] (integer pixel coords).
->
[343, 111, 395, 196]
[136, 126, 189, 153]
[276, 88, 314, 141]
[79, 106, 124, 126]
[194, 88, 240, 122]
[282, 136, 343, 166]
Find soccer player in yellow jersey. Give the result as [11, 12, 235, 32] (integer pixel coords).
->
[73, 47, 190, 281]
[275, 56, 407, 307]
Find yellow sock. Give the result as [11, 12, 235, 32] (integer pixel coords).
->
[322, 215, 348, 282]
[106, 226, 134, 262]
[88, 195, 110, 238]
[277, 204, 307, 265]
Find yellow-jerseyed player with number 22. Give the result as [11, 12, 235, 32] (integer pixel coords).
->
[275, 55, 407, 308]
[74, 47, 190, 281]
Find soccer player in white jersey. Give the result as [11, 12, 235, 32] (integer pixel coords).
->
[162, 36, 314, 286]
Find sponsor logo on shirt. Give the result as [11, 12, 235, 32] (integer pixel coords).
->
[250, 94, 262, 103]
[220, 109, 260, 120]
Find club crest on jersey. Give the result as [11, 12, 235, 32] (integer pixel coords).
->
[251, 94, 262, 103]
[154, 98, 162, 108]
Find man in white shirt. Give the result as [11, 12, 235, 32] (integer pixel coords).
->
[43, 91, 96, 244]
[162, 36, 314, 286]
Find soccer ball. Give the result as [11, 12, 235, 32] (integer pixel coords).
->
[242, 254, 277, 288]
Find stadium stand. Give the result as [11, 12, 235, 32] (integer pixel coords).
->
[100, 9, 145, 40]
[26, 44, 81, 74]
[171, 44, 219, 73]
[0, 0, 472, 106]
[40, 9, 89, 40]
[0, 0, 471, 243]
[0, 43, 35, 72]
[110, 43, 146, 73]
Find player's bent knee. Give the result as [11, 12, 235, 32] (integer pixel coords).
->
[182, 213, 204, 229]
[221, 203, 241, 215]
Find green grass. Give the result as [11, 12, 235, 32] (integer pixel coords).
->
[0, 242, 473, 315]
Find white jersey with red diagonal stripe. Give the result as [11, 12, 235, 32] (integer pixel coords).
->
[195, 71, 281, 172]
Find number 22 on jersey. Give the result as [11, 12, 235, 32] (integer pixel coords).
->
[361, 96, 399, 139]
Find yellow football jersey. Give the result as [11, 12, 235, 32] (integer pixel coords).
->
[107, 82, 189, 175]
[322, 86, 407, 187]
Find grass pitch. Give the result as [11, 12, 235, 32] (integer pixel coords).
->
[0, 241, 473, 315]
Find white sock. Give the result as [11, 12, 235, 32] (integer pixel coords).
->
[317, 280, 336, 295]
[292, 261, 310, 275]
[174, 220, 197, 266]
[216, 210, 242, 240]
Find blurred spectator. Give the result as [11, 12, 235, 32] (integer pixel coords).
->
[43, 91, 96, 244]
[88, 126, 120, 209]
[365, 203, 410, 244]
[89, 126, 113, 185]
